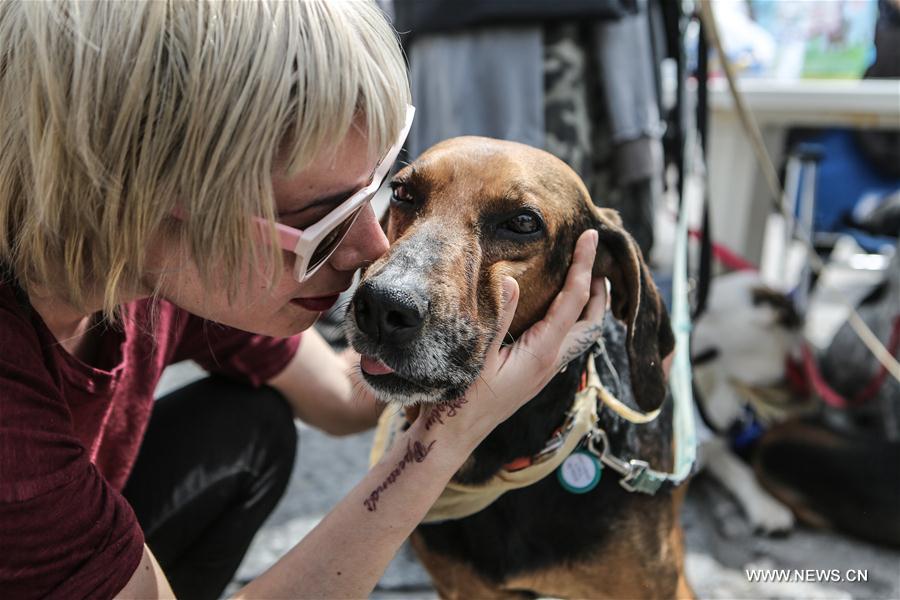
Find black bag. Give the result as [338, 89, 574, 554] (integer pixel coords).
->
[392, 0, 637, 38]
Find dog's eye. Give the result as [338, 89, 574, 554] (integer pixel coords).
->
[501, 212, 542, 235]
[390, 183, 414, 205]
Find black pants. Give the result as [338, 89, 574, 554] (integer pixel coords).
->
[123, 377, 297, 600]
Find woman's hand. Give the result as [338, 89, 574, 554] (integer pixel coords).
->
[424, 229, 606, 444]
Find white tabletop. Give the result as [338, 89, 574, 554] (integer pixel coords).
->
[709, 78, 900, 129]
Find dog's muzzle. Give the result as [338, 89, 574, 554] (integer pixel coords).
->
[345, 230, 485, 405]
[353, 281, 428, 346]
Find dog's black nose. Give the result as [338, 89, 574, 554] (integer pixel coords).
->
[354, 283, 426, 345]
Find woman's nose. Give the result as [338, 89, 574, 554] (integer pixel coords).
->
[329, 203, 389, 272]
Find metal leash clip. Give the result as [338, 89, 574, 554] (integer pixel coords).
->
[586, 427, 654, 493]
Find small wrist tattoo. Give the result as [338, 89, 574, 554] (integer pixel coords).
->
[557, 323, 604, 371]
[423, 397, 468, 430]
[364, 439, 436, 512]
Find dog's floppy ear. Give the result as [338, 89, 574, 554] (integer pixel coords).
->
[592, 208, 675, 412]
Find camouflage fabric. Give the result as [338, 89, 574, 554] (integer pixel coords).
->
[542, 24, 592, 183]
[542, 23, 653, 255]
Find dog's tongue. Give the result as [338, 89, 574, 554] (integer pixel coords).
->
[360, 354, 395, 376]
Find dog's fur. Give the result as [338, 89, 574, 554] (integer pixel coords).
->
[347, 137, 687, 598]
[754, 416, 900, 547]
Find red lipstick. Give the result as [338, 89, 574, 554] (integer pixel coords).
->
[291, 294, 340, 312]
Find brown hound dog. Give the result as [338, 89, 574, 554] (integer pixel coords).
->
[346, 137, 692, 599]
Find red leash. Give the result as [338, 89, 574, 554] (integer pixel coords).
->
[799, 345, 855, 409]
[796, 315, 900, 409]
[688, 229, 758, 272]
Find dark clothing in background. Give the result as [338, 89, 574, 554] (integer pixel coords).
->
[123, 377, 297, 600]
[392, 0, 636, 39]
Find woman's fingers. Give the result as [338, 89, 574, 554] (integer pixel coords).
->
[580, 276, 608, 323]
[487, 276, 520, 358]
[552, 275, 609, 369]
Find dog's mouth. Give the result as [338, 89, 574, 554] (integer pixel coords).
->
[358, 355, 428, 397]
[355, 349, 476, 406]
[359, 354, 396, 376]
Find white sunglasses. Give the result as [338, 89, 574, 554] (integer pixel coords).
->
[261, 105, 415, 282]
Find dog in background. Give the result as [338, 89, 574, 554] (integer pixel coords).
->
[692, 270, 803, 534]
[755, 246, 900, 547]
[347, 137, 690, 598]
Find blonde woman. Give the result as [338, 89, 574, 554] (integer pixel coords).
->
[0, 1, 605, 598]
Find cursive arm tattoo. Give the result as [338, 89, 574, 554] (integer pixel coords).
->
[364, 439, 436, 512]
[363, 396, 471, 513]
[556, 322, 604, 371]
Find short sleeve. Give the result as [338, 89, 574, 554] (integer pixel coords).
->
[0, 315, 144, 599]
[172, 314, 301, 387]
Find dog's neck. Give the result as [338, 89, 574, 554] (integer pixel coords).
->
[453, 351, 592, 485]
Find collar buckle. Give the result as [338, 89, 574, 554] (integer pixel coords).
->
[586, 428, 662, 494]
[619, 460, 655, 493]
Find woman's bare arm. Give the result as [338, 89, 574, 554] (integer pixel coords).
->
[116, 546, 174, 599]
[268, 327, 385, 436]
[234, 411, 481, 598]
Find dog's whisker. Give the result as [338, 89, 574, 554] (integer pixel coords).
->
[483, 323, 539, 359]
[476, 373, 498, 400]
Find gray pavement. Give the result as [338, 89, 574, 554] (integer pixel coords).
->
[157, 362, 900, 600]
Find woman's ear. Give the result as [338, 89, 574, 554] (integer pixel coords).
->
[592, 207, 674, 412]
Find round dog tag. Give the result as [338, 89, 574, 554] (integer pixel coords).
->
[557, 451, 602, 494]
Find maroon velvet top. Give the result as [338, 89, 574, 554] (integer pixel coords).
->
[0, 280, 300, 598]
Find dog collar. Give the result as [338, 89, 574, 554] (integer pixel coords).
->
[502, 341, 665, 474]
[501, 368, 589, 473]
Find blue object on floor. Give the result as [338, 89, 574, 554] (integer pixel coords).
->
[799, 129, 899, 252]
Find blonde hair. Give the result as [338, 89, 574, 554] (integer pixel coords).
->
[0, 0, 410, 319]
